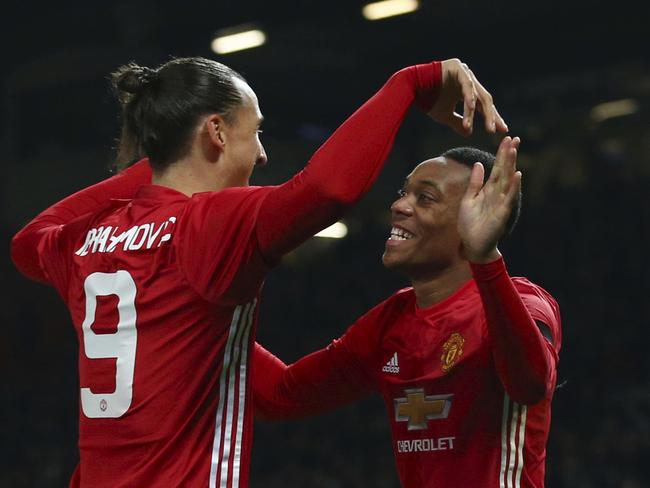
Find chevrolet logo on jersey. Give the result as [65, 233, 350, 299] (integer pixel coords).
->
[394, 388, 453, 431]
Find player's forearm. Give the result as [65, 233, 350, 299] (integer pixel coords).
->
[11, 160, 152, 282]
[471, 257, 554, 404]
[256, 62, 442, 259]
[252, 344, 307, 420]
[294, 61, 442, 205]
[253, 343, 365, 420]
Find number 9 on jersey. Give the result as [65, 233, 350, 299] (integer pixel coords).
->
[80, 270, 138, 418]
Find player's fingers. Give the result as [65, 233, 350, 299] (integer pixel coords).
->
[503, 138, 521, 178]
[489, 136, 512, 183]
[497, 146, 518, 195]
[465, 162, 485, 199]
[493, 106, 509, 133]
[458, 65, 476, 132]
[471, 73, 498, 134]
[472, 72, 509, 134]
[504, 171, 522, 207]
[463, 106, 474, 134]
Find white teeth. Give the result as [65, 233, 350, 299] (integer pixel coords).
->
[389, 226, 414, 240]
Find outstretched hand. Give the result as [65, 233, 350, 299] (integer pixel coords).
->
[429, 59, 508, 136]
[457, 136, 522, 263]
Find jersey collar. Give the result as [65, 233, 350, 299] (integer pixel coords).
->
[135, 184, 190, 202]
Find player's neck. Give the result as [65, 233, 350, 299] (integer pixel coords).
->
[410, 262, 472, 309]
[151, 157, 233, 196]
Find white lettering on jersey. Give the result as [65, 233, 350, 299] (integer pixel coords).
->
[76, 217, 177, 256]
[93, 226, 112, 253]
[396, 436, 456, 454]
[106, 226, 137, 253]
[127, 224, 150, 250]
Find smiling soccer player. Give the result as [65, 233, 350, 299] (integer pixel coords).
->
[254, 137, 561, 488]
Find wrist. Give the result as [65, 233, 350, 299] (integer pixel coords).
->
[467, 248, 502, 265]
[413, 61, 442, 112]
[469, 254, 507, 282]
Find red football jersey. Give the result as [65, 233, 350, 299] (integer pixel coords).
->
[39, 185, 274, 488]
[331, 278, 561, 488]
[11, 60, 444, 487]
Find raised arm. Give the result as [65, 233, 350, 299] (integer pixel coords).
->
[458, 137, 559, 404]
[257, 59, 507, 261]
[10, 160, 152, 283]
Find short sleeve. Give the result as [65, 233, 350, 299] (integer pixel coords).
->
[174, 186, 275, 304]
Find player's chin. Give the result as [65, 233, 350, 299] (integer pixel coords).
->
[381, 250, 403, 270]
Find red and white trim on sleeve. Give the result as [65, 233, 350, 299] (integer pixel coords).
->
[209, 300, 257, 488]
[499, 394, 528, 488]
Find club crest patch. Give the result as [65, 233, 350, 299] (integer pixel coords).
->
[441, 332, 464, 373]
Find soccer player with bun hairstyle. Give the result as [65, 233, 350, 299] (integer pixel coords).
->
[11, 56, 506, 487]
[254, 137, 562, 488]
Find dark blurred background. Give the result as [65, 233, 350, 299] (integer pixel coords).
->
[2, 0, 648, 486]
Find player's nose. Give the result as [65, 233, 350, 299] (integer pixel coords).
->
[390, 196, 413, 217]
[256, 145, 268, 166]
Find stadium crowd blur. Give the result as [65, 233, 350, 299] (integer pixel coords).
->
[2, 1, 647, 486]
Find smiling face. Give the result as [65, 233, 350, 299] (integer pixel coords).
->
[382, 157, 472, 279]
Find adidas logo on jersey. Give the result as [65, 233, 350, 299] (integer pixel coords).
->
[382, 352, 400, 374]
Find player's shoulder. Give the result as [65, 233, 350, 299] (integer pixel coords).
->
[39, 203, 126, 284]
[189, 185, 273, 205]
[373, 286, 414, 307]
[361, 287, 415, 321]
[511, 276, 562, 337]
[511, 277, 559, 308]
[336, 288, 415, 356]
[181, 185, 274, 222]
[390, 287, 415, 305]
[59, 203, 120, 244]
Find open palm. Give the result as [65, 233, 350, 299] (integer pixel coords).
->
[457, 137, 522, 263]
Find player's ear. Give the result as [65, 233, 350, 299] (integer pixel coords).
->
[205, 114, 227, 150]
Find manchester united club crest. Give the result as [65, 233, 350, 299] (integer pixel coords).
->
[441, 332, 464, 373]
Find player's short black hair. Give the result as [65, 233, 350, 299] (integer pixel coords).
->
[111, 57, 246, 171]
[441, 146, 521, 238]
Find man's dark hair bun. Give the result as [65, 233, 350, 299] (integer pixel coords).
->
[112, 63, 157, 95]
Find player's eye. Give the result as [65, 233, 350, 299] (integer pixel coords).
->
[397, 189, 407, 198]
[417, 192, 436, 203]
